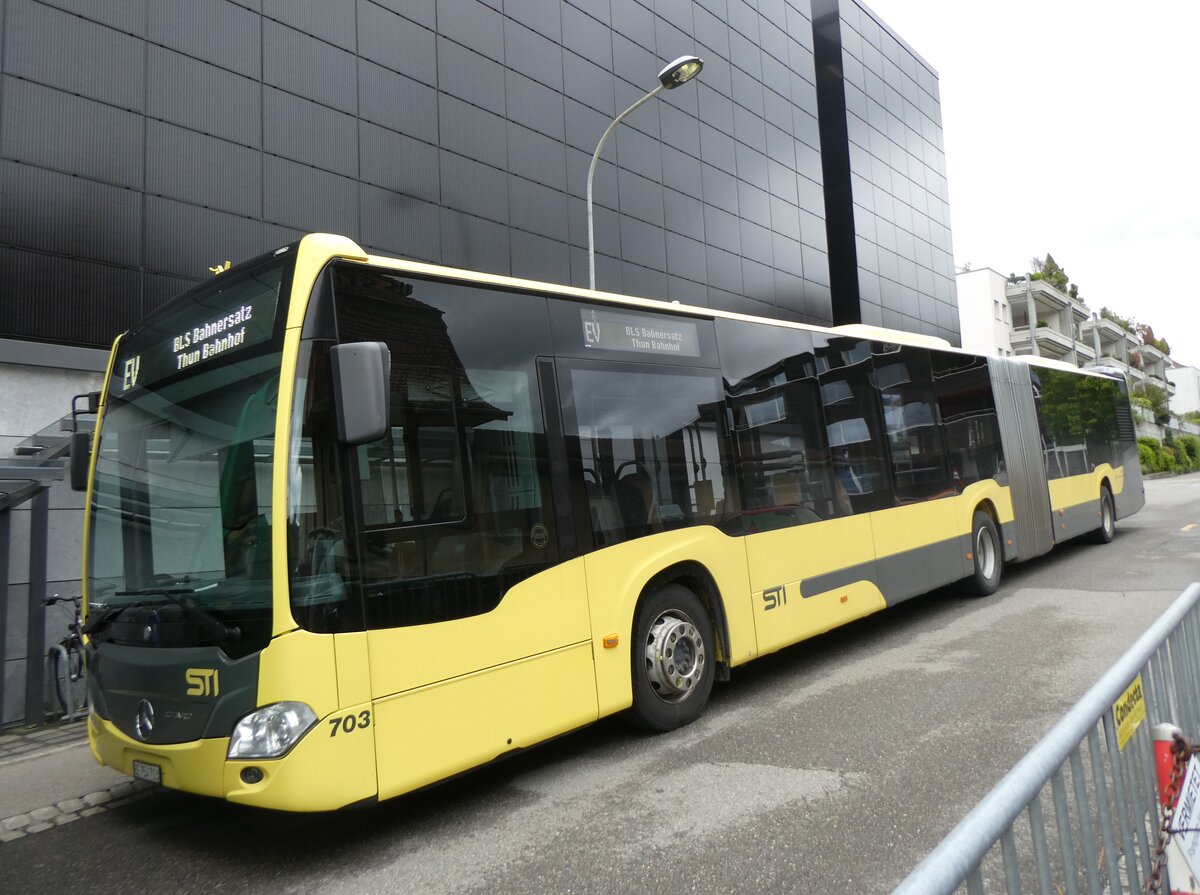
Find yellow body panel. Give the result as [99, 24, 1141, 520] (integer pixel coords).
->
[754, 578, 886, 657]
[256, 630, 340, 721]
[1048, 464, 1120, 511]
[373, 642, 596, 799]
[364, 559, 595, 801]
[870, 497, 958, 559]
[964, 479, 1015, 525]
[745, 515, 880, 655]
[335, 632, 373, 708]
[582, 527, 754, 718]
[365, 559, 592, 698]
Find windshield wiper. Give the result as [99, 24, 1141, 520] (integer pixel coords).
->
[114, 587, 242, 645]
[83, 603, 137, 638]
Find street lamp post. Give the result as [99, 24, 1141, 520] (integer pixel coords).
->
[586, 55, 703, 291]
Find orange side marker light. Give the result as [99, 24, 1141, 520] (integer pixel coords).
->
[839, 594, 848, 603]
[603, 634, 619, 649]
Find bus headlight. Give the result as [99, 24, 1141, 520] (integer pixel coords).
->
[228, 702, 318, 759]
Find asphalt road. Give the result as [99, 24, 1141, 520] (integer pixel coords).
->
[4, 475, 1198, 894]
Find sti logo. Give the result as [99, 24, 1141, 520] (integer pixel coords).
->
[185, 668, 219, 697]
[762, 585, 787, 611]
[122, 355, 141, 391]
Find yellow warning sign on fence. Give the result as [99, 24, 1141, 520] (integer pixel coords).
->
[1112, 674, 1146, 751]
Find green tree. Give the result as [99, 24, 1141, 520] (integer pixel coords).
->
[1132, 382, 1171, 426]
[1029, 253, 1080, 301]
[1101, 306, 1137, 333]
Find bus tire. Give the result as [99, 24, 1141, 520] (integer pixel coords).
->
[964, 510, 1003, 597]
[1088, 486, 1116, 544]
[628, 583, 715, 732]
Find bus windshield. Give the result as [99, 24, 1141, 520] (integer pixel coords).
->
[86, 255, 292, 657]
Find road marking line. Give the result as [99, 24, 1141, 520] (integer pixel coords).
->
[1183, 524, 1197, 533]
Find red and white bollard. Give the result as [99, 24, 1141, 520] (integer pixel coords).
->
[1153, 722, 1200, 895]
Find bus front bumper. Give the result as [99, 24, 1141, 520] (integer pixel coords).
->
[88, 708, 377, 812]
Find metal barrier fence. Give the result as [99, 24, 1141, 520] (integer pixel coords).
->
[894, 581, 1200, 895]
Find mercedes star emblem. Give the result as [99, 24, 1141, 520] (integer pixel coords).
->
[134, 699, 155, 741]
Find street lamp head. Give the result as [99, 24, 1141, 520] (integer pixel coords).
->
[657, 55, 703, 90]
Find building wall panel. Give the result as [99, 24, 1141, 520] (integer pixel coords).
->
[0, 0, 955, 350]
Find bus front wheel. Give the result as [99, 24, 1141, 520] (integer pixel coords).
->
[628, 583, 715, 732]
[964, 510, 1003, 597]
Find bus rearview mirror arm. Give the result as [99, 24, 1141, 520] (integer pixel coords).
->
[68, 390, 101, 492]
[330, 342, 391, 445]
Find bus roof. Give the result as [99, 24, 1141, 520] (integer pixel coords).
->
[1011, 354, 1126, 381]
[303, 234, 955, 355]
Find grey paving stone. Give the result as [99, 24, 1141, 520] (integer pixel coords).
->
[24, 822, 52, 834]
[1, 814, 31, 831]
[29, 807, 58, 823]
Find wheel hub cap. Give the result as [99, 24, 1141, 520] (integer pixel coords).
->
[977, 527, 996, 579]
[644, 611, 705, 704]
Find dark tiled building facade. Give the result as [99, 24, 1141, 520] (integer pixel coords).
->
[814, 0, 957, 340]
[0, 0, 958, 350]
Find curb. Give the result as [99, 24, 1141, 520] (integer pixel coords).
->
[0, 779, 158, 844]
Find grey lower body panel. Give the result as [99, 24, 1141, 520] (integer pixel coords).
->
[877, 535, 973, 605]
[799, 536, 970, 606]
[1052, 497, 1101, 543]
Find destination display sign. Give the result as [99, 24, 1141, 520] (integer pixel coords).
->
[580, 307, 701, 358]
[114, 266, 284, 394]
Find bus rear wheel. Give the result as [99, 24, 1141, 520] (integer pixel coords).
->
[964, 510, 1003, 597]
[628, 583, 715, 732]
[1088, 486, 1116, 544]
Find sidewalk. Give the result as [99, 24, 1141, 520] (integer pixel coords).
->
[0, 720, 154, 842]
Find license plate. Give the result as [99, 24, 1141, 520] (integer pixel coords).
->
[132, 760, 161, 784]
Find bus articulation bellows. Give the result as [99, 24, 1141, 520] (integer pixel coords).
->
[79, 234, 1143, 810]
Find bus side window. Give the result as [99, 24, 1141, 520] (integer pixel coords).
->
[930, 352, 1004, 490]
[813, 336, 895, 513]
[873, 345, 953, 502]
[1033, 369, 1089, 478]
[562, 362, 728, 548]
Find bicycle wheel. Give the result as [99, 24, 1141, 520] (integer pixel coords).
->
[67, 644, 88, 714]
[47, 646, 70, 719]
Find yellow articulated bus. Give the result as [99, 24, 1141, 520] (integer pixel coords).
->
[78, 234, 1143, 811]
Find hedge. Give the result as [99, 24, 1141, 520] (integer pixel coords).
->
[1139, 435, 1200, 474]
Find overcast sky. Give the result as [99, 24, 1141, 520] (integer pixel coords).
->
[860, 0, 1200, 368]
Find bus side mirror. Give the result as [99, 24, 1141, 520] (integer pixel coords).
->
[330, 341, 391, 445]
[70, 431, 92, 491]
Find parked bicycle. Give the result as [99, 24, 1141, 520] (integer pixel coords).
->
[44, 594, 87, 721]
